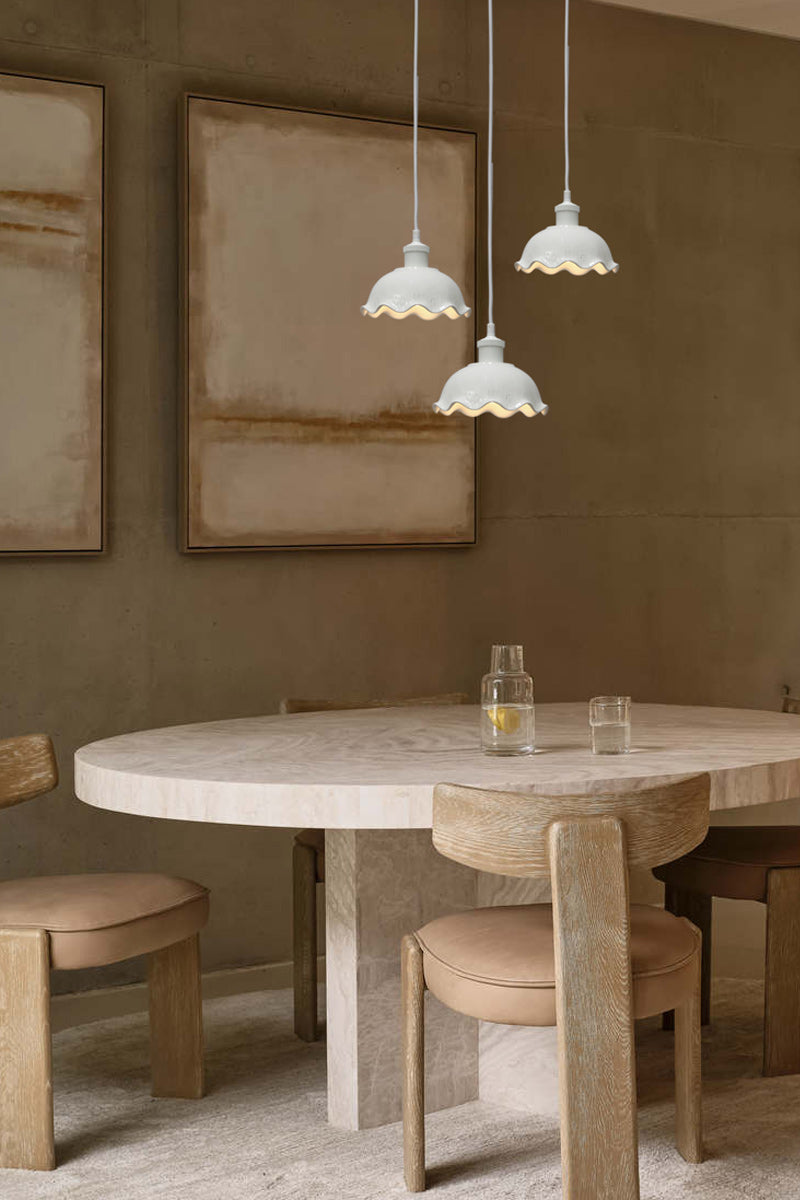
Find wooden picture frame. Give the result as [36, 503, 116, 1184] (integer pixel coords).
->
[180, 93, 477, 552]
[0, 70, 105, 555]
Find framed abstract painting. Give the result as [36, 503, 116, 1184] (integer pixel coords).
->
[181, 95, 476, 550]
[0, 72, 104, 554]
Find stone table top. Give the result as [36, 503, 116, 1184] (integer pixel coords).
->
[74, 703, 800, 829]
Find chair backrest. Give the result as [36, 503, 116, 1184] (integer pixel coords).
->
[433, 774, 711, 878]
[783, 691, 800, 716]
[0, 735, 58, 810]
[279, 692, 469, 714]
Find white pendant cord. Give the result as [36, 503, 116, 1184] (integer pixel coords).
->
[412, 0, 420, 240]
[563, 0, 571, 202]
[486, 0, 495, 335]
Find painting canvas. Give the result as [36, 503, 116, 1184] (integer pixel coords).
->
[183, 96, 475, 550]
[0, 73, 104, 554]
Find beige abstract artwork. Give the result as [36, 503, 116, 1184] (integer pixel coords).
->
[0, 73, 104, 554]
[183, 96, 475, 550]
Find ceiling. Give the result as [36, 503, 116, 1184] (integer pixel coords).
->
[591, 1, 800, 40]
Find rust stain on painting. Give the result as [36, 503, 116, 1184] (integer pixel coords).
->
[192, 408, 455, 445]
[0, 189, 85, 212]
[0, 220, 79, 237]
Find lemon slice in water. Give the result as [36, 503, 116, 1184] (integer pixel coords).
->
[487, 706, 520, 734]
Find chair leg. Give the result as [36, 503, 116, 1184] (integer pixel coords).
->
[148, 934, 204, 1098]
[674, 931, 703, 1163]
[0, 928, 54, 1170]
[293, 839, 319, 1042]
[402, 933, 426, 1193]
[764, 867, 800, 1076]
[662, 886, 712, 1031]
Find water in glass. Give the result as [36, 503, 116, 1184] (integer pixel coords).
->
[589, 696, 631, 755]
[480, 702, 535, 755]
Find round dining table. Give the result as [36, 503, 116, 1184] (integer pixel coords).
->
[75, 702, 800, 1131]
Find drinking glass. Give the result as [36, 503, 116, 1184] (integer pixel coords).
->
[589, 696, 631, 755]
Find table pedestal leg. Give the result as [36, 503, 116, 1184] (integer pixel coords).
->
[477, 867, 661, 1115]
[325, 829, 478, 1130]
[476, 873, 562, 1114]
[326, 837, 655, 1127]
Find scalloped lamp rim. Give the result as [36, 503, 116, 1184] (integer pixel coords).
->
[515, 258, 618, 276]
[361, 300, 467, 320]
[436, 398, 543, 419]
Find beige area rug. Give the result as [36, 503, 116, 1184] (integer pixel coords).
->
[3, 980, 799, 1198]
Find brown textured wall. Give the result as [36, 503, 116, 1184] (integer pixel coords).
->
[0, 0, 798, 991]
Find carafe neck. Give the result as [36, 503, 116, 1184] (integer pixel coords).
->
[490, 644, 524, 674]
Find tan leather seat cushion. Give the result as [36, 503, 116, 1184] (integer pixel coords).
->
[0, 874, 209, 970]
[296, 828, 325, 882]
[654, 826, 800, 902]
[417, 903, 698, 1026]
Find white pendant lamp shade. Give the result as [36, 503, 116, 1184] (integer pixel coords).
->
[515, 0, 618, 277]
[361, 235, 470, 319]
[515, 196, 618, 275]
[436, 0, 544, 420]
[361, 0, 469, 320]
[434, 326, 547, 419]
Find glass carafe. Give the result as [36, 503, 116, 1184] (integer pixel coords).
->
[481, 644, 534, 755]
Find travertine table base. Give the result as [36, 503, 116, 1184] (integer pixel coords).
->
[325, 829, 478, 1128]
[75, 703, 800, 1130]
[325, 831, 559, 1129]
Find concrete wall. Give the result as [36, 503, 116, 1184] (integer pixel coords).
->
[0, 0, 798, 992]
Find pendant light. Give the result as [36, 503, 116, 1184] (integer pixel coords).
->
[361, 0, 470, 320]
[435, 0, 547, 419]
[515, 0, 618, 276]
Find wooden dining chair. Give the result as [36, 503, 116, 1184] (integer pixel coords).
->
[655, 691, 800, 1075]
[0, 734, 210, 1171]
[280, 693, 469, 1042]
[402, 774, 711, 1198]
